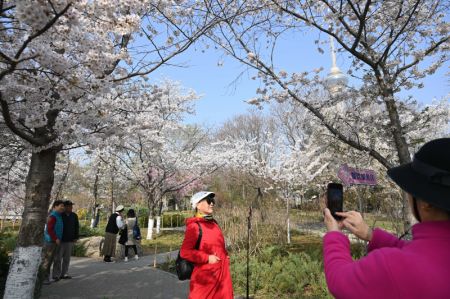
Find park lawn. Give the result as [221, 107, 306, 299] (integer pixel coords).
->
[287, 230, 366, 258]
[291, 209, 323, 223]
[0, 221, 21, 232]
[140, 230, 184, 255]
[291, 209, 404, 234]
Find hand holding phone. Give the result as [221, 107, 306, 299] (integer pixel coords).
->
[327, 183, 343, 220]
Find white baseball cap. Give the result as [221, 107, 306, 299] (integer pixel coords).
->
[115, 205, 124, 212]
[190, 191, 215, 209]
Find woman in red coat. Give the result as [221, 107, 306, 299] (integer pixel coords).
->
[180, 191, 233, 299]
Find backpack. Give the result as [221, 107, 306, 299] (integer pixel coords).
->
[175, 222, 202, 281]
[133, 221, 141, 240]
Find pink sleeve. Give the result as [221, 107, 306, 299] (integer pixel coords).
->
[367, 228, 408, 252]
[323, 231, 398, 299]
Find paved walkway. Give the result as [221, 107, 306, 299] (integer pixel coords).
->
[40, 251, 189, 299]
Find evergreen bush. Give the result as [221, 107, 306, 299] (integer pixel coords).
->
[72, 242, 87, 257]
[79, 225, 103, 237]
[231, 245, 331, 298]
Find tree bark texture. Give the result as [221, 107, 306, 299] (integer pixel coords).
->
[382, 92, 412, 165]
[4, 147, 59, 298]
[381, 88, 413, 230]
[90, 170, 100, 228]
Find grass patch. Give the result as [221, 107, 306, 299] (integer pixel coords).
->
[140, 231, 184, 255]
[73, 242, 88, 257]
[161, 211, 191, 228]
[0, 221, 21, 232]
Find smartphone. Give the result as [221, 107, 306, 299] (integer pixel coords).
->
[327, 183, 343, 220]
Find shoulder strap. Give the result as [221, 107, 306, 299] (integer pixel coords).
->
[194, 222, 202, 250]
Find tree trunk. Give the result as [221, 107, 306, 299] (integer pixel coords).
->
[90, 169, 100, 228]
[146, 196, 158, 240]
[383, 96, 411, 164]
[147, 217, 155, 240]
[110, 172, 115, 214]
[382, 90, 412, 231]
[156, 216, 161, 235]
[4, 147, 59, 299]
[285, 192, 291, 245]
[53, 152, 70, 200]
[156, 200, 164, 235]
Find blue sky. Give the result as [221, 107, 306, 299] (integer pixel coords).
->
[149, 31, 449, 128]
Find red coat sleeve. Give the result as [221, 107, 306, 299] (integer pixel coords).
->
[180, 222, 209, 264]
[47, 216, 58, 242]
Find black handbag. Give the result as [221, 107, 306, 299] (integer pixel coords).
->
[176, 222, 202, 280]
[118, 226, 128, 245]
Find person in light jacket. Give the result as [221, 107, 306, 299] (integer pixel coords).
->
[323, 138, 450, 299]
[124, 209, 139, 262]
[180, 191, 233, 299]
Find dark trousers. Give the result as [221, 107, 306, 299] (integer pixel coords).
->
[53, 242, 74, 277]
[125, 245, 137, 257]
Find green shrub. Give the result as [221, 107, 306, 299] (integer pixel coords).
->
[79, 225, 103, 237]
[230, 233, 369, 299]
[161, 213, 187, 228]
[231, 245, 331, 299]
[0, 248, 10, 296]
[138, 215, 148, 228]
[72, 242, 87, 257]
[0, 231, 16, 298]
[0, 237, 16, 254]
[0, 230, 17, 253]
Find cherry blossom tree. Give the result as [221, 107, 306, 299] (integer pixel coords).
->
[100, 82, 233, 239]
[0, 0, 220, 295]
[221, 107, 333, 243]
[192, 0, 449, 227]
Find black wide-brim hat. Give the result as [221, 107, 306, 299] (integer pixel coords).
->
[387, 138, 450, 211]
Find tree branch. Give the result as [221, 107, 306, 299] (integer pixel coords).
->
[0, 92, 43, 145]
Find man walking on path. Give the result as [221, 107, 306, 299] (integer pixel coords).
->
[53, 200, 79, 279]
[42, 200, 65, 285]
[102, 205, 125, 263]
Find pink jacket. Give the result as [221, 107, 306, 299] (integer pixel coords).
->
[323, 221, 450, 299]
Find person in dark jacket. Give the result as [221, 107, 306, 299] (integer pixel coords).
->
[42, 200, 65, 285]
[102, 205, 125, 262]
[53, 200, 79, 279]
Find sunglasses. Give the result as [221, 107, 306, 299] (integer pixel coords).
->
[202, 196, 215, 205]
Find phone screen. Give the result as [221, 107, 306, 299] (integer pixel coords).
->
[327, 183, 343, 220]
